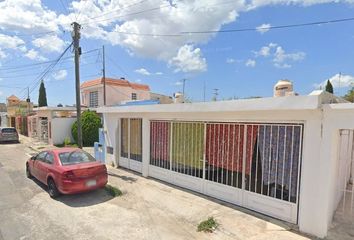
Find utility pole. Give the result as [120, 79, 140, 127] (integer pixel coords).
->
[203, 80, 206, 102]
[102, 45, 106, 106]
[213, 88, 219, 101]
[26, 87, 30, 116]
[182, 78, 187, 96]
[72, 22, 83, 149]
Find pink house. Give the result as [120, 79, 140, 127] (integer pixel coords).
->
[81, 77, 151, 107]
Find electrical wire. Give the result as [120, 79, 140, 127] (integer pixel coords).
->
[20, 42, 74, 99]
[105, 16, 354, 37]
[81, 3, 173, 25]
[0, 48, 100, 71]
[85, 0, 149, 21]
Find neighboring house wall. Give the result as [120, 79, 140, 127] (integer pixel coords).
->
[150, 93, 173, 104]
[81, 78, 151, 107]
[50, 118, 76, 145]
[0, 112, 8, 127]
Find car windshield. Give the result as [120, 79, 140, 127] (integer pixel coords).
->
[2, 128, 17, 133]
[59, 151, 96, 166]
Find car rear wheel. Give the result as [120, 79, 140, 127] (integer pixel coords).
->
[26, 164, 32, 179]
[48, 178, 60, 198]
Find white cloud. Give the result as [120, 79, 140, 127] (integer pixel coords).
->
[273, 46, 306, 63]
[0, 50, 6, 59]
[226, 58, 236, 64]
[256, 23, 271, 34]
[255, 43, 277, 57]
[52, 69, 67, 80]
[0, 0, 59, 33]
[175, 81, 183, 86]
[32, 35, 65, 53]
[0, 34, 25, 50]
[255, 43, 305, 68]
[0, 91, 3, 96]
[24, 49, 47, 61]
[169, 44, 207, 73]
[155, 72, 163, 75]
[315, 74, 354, 89]
[245, 59, 256, 67]
[135, 68, 151, 76]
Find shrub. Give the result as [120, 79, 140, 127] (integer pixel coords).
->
[64, 136, 71, 146]
[104, 184, 122, 197]
[197, 217, 218, 233]
[72, 110, 102, 147]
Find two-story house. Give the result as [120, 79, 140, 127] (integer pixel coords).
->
[81, 77, 151, 108]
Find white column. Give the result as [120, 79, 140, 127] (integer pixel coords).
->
[142, 117, 150, 177]
[298, 115, 334, 238]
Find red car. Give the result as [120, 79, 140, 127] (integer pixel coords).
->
[26, 148, 108, 198]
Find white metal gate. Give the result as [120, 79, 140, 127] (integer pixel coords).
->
[148, 120, 303, 224]
[119, 118, 143, 173]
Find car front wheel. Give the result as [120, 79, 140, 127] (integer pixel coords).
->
[47, 178, 60, 198]
[26, 164, 32, 179]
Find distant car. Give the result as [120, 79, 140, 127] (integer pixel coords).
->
[26, 148, 108, 198]
[0, 127, 19, 143]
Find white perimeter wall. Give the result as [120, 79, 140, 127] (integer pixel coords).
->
[99, 108, 340, 238]
[50, 118, 76, 145]
[0, 113, 8, 127]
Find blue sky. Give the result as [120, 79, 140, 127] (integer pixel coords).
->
[1, 0, 354, 106]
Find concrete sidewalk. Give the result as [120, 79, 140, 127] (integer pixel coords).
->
[20, 134, 94, 155]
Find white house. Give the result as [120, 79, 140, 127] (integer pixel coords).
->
[96, 90, 354, 238]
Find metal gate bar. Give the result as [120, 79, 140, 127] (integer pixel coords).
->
[150, 120, 303, 205]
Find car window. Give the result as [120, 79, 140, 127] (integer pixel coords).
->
[1, 128, 17, 133]
[44, 152, 54, 164]
[59, 151, 96, 166]
[36, 151, 47, 162]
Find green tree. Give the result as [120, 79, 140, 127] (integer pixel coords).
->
[71, 110, 102, 147]
[38, 80, 48, 107]
[343, 88, 354, 102]
[325, 80, 334, 94]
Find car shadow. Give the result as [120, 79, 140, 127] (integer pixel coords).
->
[30, 178, 113, 207]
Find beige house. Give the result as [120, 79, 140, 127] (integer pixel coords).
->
[81, 77, 151, 108]
[6, 95, 33, 127]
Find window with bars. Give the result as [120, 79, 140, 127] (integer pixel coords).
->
[120, 118, 142, 161]
[89, 91, 99, 107]
[131, 93, 137, 100]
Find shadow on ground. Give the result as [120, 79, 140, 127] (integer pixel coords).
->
[108, 170, 138, 183]
[30, 178, 113, 207]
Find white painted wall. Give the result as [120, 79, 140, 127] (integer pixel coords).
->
[50, 118, 76, 145]
[97, 96, 354, 239]
[0, 113, 8, 127]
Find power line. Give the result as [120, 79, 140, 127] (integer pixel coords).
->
[0, 30, 64, 38]
[0, 48, 100, 71]
[59, 0, 69, 16]
[180, 16, 354, 35]
[0, 61, 99, 79]
[106, 55, 131, 79]
[20, 42, 74, 100]
[107, 16, 354, 37]
[81, 3, 173, 25]
[85, 0, 149, 21]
